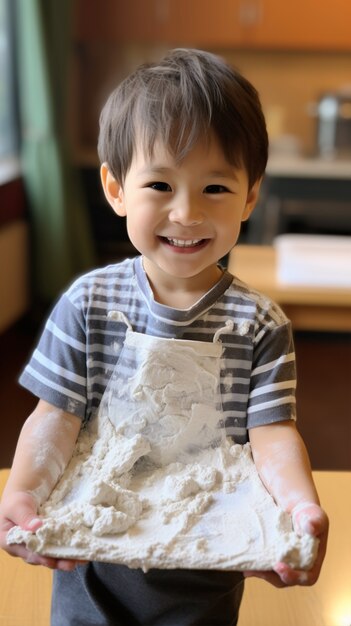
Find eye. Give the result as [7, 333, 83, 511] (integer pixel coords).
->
[147, 182, 172, 192]
[204, 184, 230, 194]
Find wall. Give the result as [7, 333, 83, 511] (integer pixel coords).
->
[224, 49, 351, 155]
[0, 178, 29, 333]
[0, 221, 29, 333]
[71, 42, 351, 160]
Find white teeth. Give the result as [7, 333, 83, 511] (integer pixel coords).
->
[166, 238, 203, 247]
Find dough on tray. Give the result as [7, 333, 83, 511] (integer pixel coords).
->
[7, 414, 318, 572]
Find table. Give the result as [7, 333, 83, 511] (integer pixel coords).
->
[228, 245, 351, 331]
[0, 469, 350, 626]
[0, 470, 52, 626]
[239, 471, 351, 626]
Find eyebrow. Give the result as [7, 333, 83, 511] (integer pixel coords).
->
[137, 166, 172, 176]
[207, 169, 239, 180]
[137, 166, 239, 180]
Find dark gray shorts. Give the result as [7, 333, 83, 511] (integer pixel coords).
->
[51, 563, 244, 626]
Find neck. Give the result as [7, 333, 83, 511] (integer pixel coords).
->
[143, 261, 224, 309]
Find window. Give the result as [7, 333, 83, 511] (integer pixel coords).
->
[0, 0, 20, 183]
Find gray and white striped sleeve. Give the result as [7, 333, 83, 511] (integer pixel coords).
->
[19, 294, 88, 419]
[247, 320, 297, 429]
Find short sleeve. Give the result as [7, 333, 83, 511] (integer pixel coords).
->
[19, 294, 88, 419]
[247, 321, 296, 429]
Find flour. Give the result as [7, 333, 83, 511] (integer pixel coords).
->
[104, 331, 225, 466]
[7, 330, 318, 571]
[7, 415, 318, 571]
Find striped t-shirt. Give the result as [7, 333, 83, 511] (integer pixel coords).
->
[20, 256, 296, 443]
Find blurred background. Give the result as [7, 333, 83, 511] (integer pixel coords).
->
[0, 0, 350, 470]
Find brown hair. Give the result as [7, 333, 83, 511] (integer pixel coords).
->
[98, 48, 268, 189]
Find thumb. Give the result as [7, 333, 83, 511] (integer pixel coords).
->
[13, 495, 43, 532]
[23, 516, 43, 532]
[291, 501, 325, 536]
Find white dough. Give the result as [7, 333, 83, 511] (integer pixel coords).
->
[8, 330, 318, 570]
[7, 413, 318, 571]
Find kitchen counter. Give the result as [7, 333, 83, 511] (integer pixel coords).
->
[228, 245, 351, 331]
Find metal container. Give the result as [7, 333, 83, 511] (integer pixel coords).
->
[310, 89, 351, 158]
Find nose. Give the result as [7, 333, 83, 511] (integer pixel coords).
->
[168, 193, 204, 226]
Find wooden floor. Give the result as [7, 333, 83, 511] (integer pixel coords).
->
[0, 317, 350, 470]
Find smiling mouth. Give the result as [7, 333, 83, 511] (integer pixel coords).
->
[161, 237, 206, 248]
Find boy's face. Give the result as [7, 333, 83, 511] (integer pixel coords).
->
[101, 134, 261, 303]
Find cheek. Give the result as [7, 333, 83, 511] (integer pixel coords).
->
[218, 215, 242, 238]
[216, 217, 244, 252]
[125, 220, 142, 244]
[125, 210, 156, 250]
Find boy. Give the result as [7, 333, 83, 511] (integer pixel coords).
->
[0, 49, 328, 625]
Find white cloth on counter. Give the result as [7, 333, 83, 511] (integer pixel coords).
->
[274, 234, 351, 287]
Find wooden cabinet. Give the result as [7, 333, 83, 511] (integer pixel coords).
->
[240, 0, 351, 51]
[74, 0, 351, 50]
[74, 0, 241, 47]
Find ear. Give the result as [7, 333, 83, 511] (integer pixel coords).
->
[100, 163, 126, 217]
[241, 177, 263, 222]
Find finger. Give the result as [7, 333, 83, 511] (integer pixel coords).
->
[26, 554, 86, 570]
[274, 562, 315, 586]
[292, 502, 327, 536]
[244, 570, 287, 588]
[53, 559, 78, 571]
[5, 492, 41, 531]
[54, 557, 89, 570]
[24, 517, 43, 532]
[7, 542, 80, 570]
[303, 519, 329, 585]
[6, 543, 56, 569]
[25, 552, 59, 568]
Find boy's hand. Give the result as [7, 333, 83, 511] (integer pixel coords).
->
[0, 491, 85, 571]
[244, 502, 329, 588]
